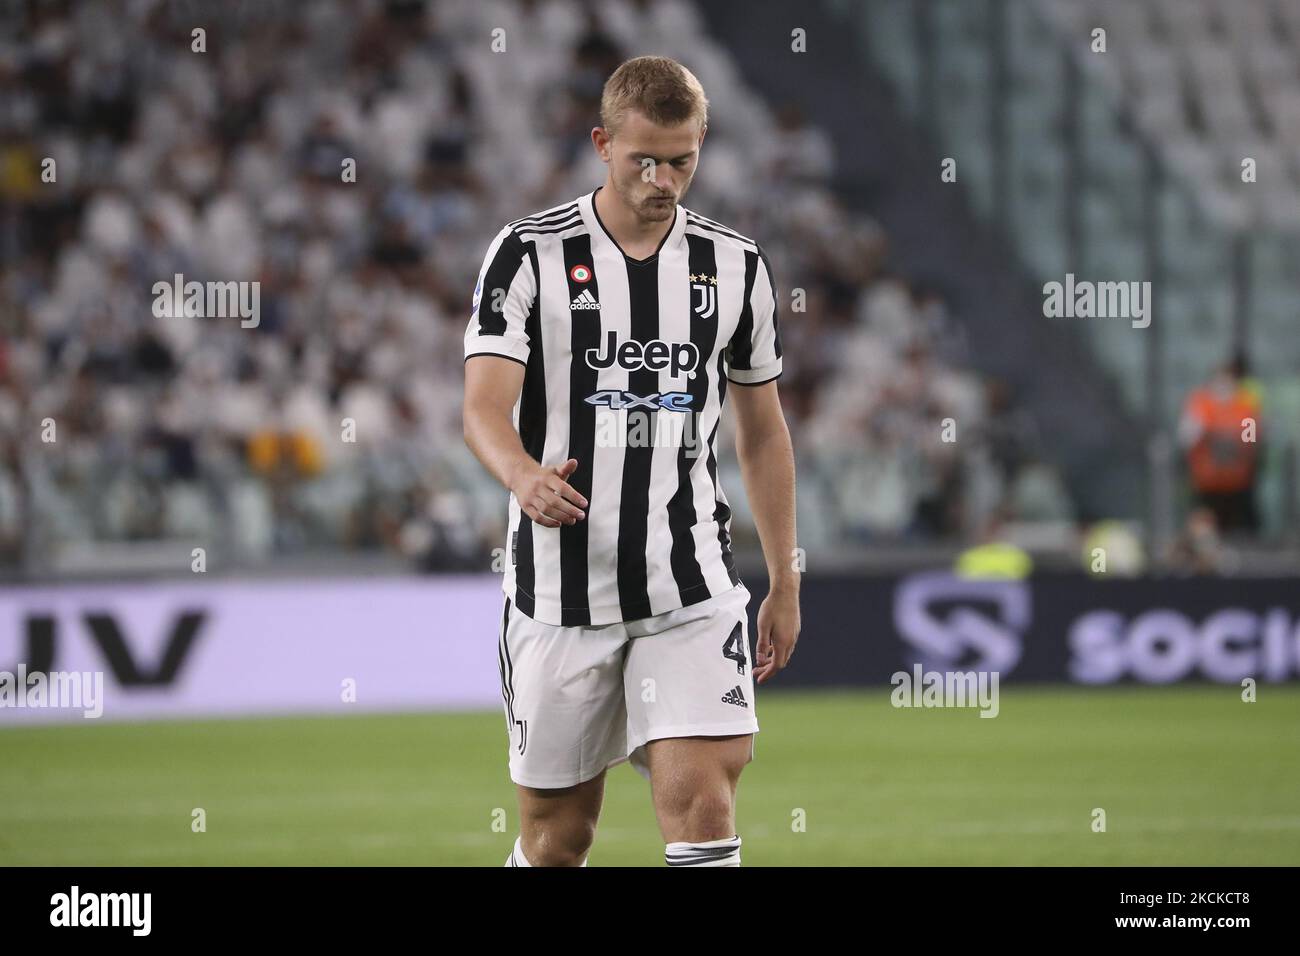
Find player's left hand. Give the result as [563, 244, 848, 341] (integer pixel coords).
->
[754, 585, 800, 684]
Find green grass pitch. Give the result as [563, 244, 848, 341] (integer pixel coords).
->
[2, 685, 1297, 866]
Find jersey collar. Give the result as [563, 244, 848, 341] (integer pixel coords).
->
[582, 186, 686, 264]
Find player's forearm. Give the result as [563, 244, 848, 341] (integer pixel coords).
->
[736, 424, 799, 593]
[463, 405, 535, 493]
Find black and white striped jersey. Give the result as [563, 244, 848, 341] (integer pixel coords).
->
[465, 187, 782, 626]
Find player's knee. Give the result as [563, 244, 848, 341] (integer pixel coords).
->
[688, 792, 735, 840]
[523, 818, 597, 867]
[660, 783, 735, 840]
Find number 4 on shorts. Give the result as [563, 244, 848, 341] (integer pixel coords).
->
[722, 621, 747, 674]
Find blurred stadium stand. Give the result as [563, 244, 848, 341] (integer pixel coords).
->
[824, 0, 1300, 563]
[0, 0, 1295, 582]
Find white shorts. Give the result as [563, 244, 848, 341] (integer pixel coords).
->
[496, 583, 759, 789]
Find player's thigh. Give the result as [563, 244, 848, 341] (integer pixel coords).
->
[643, 734, 754, 787]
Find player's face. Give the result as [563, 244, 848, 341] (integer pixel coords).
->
[599, 110, 705, 223]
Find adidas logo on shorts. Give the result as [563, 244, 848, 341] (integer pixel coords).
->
[570, 289, 600, 310]
[720, 685, 748, 708]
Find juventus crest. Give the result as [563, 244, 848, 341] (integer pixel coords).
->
[691, 273, 717, 319]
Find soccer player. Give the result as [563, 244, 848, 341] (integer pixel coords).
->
[463, 55, 799, 867]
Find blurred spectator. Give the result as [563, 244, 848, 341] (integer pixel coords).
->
[1165, 506, 1231, 576]
[954, 509, 1033, 579]
[1178, 352, 1262, 534]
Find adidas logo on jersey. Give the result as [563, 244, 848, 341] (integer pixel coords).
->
[570, 289, 601, 310]
[720, 685, 748, 708]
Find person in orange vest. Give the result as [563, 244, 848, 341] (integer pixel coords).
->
[1177, 353, 1262, 533]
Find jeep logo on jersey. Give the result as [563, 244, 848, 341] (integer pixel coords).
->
[585, 330, 700, 379]
[691, 273, 717, 320]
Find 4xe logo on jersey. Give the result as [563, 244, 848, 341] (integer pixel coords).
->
[586, 331, 700, 379]
[586, 390, 694, 412]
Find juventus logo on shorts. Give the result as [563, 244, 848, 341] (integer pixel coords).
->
[690, 273, 717, 319]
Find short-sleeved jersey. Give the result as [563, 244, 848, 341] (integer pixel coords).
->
[465, 187, 782, 626]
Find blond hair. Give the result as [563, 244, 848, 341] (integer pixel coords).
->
[600, 56, 709, 136]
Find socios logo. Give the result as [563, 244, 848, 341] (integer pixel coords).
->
[893, 571, 1029, 675]
[1069, 607, 1300, 684]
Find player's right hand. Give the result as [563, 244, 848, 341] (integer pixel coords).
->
[511, 458, 588, 528]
